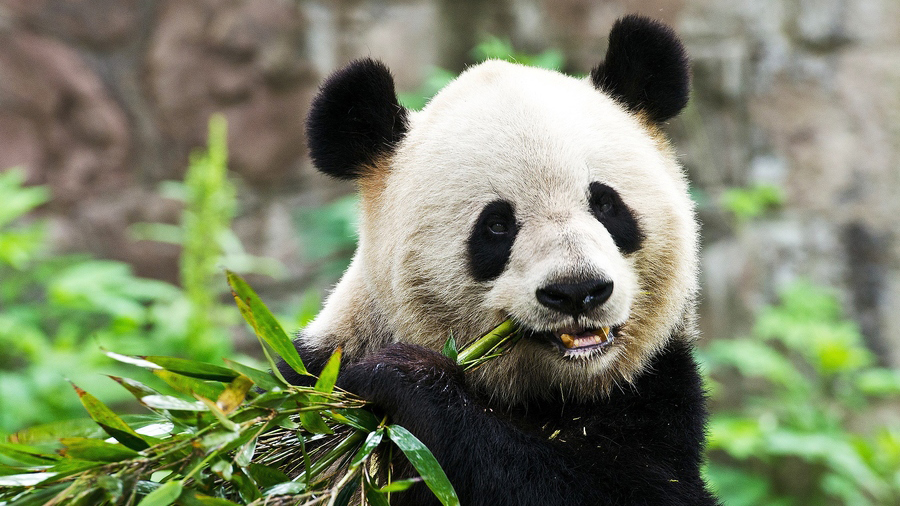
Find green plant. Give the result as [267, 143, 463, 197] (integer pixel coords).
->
[701, 281, 900, 505]
[0, 272, 518, 506]
[720, 184, 783, 223]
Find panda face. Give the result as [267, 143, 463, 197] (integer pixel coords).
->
[304, 16, 696, 403]
[350, 60, 697, 403]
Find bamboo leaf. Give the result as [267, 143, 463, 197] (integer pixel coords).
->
[314, 347, 342, 395]
[108, 376, 161, 400]
[350, 428, 383, 468]
[0, 442, 59, 466]
[153, 370, 226, 400]
[59, 438, 140, 462]
[379, 478, 420, 493]
[298, 411, 333, 435]
[195, 396, 239, 432]
[328, 408, 380, 432]
[223, 358, 288, 391]
[386, 425, 459, 506]
[140, 395, 209, 412]
[441, 334, 458, 362]
[176, 491, 242, 506]
[226, 270, 307, 375]
[136, 480, 182, 506]
[0, 472, 58, 487]
[245, 463, 290, 488]
[70, 383, 149, 451]
[216, 374, 254, 414]
[143, 356, 239, 382]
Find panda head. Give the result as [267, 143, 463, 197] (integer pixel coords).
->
[305, 15, 698, 404]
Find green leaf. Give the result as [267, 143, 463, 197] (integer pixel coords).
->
[226, 270, 307, 375]
[59, 438, 140, 462]
[140, 395, 209, 412]
[441, 334, 458, 363]
[194, 396, 239, 432]
[143, 356, 239, 382]
[108, 376, 161, 400]
[387, 425, 459, 506]
[215, 374, 255, 414]
[379, 478, 421, 493]
[223, 358, 287, 391]
[314, 347, 342, 395]
[70, 382, 149, 451]
[0, 472, 58, 487]
[297, 411, 333, 435]
[153, 370, 226, 400]
[245, 463, 290, 488]
[328, 408, 380, 432]
[137, 480, 182, 506]
[350, 428, 384, 467]
[176, 491, 242, 506]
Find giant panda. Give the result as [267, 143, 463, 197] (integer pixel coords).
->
[280, 15, 720, 506]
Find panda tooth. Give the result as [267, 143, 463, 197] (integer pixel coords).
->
[559, 333, 575, 348]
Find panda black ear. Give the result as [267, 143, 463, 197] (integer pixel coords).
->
[306, 58, 409, 180]
[590, 15, 690, 123]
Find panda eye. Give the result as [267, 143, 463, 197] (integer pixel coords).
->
[487, 219, 509, 235]
[597, 201, 614, 216]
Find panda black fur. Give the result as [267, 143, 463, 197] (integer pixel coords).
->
[280, 15, 721, 506]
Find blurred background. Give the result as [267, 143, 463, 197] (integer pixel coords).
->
[1, 0, 899, 503]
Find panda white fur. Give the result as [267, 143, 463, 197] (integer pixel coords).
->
[280, 15, 720, 506]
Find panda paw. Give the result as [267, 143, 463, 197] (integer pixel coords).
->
[338, 343, 467, 421]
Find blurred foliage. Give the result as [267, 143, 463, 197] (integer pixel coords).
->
[701, 282, 900, 505]
[720, 183, 784, 223]
[0, 117, 265, 434]
[0, 168, 191, 434]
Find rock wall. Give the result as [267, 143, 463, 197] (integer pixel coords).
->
[1, 0, 898, 363]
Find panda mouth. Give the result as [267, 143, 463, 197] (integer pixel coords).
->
[545, 324, 622, 358]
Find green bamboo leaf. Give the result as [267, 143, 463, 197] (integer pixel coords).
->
[329, 408, 380, 432]
[137, 480, 182, 506]
[226, 270, 307, 375]
[441, 334, 458, 362]
[379, 478, 421, 493]
[223, 358, 288, 391]
[216, 374, 255, 414]
[234, 437, 257, 468]
[59, 438, 140, 462]
[387, 425, 459, 506]
[143, 356, 239, 382]
[195, 396, 239, 432]
[363, 476, 390, 506]
[0, 443, 59, 466]
[70, 382, 149, 451]
[298, 411, 333, 435]
[10, 418, 105, 444]
[245, 463, 290, 488]
[2, 482, 69, 506]
[108, 376, 161, 400]
[0, 472, 58, 487]
[314, 347, 342, 395]
[350, 428, 384, 468]
[176, 491, 242, 506]
[153, 370, 226, 400]
[140, 395, 209, 411]
[105, 350, 239, 382]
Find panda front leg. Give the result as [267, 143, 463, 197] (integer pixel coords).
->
[336, 343, 589, 506]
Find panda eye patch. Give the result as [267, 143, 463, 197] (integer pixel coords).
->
[589, 182, 644, 254]
[468, 200, 518, 281]
[487, 219, 509, 235]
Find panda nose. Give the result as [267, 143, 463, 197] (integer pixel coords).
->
[535, 278, 614, 316]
